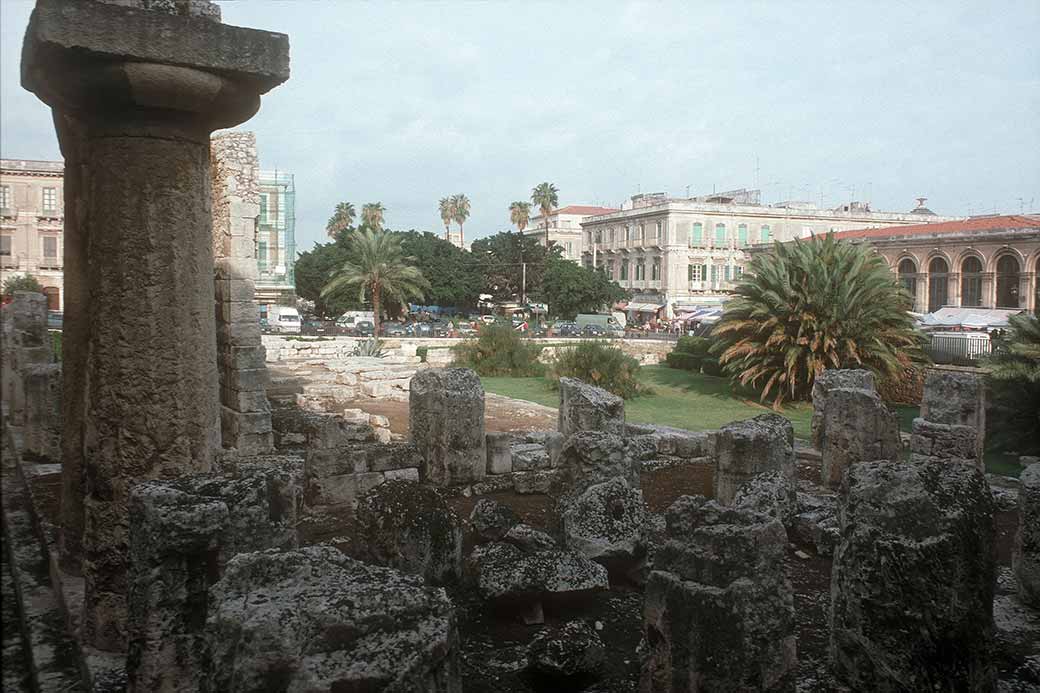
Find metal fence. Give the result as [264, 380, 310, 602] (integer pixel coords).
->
[925, 333, 992, 366]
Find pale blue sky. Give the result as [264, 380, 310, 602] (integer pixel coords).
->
[2, 0, 1038, 252]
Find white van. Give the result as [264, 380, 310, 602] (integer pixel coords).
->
[268, 305, 301, 334]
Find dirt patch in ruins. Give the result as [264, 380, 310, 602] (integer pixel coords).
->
[342, 392, 558, 435]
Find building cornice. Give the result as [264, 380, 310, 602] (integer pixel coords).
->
[581, 202, 962, 227]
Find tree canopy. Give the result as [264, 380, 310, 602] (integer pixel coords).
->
[325, 202, 355, 238]
[397, 230, 482, 308]
[470, 231, 560, 303]
[541, 256, 626, 319]
[1, 274, 44, 300]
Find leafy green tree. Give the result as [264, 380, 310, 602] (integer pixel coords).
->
[541, 256, 625, 319]
[470, 231, 560, 303]
[294, 235, 360, 318]
[509, 201, 531, 234]
[397, 231, 482, 309]
[451, 194, 471, 245]
[322, 229, 430, 336]
[531, 182, 559, 247]
[984, 312, 1040, 455]
[712, 234, 926, 406]
[438, 197, 454, 239]
[325, 202, 355, 238]
[2, 274, 44, 300]
[361, 202, 386, 230]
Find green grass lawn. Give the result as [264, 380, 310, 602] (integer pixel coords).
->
[482, 365, 921, 441]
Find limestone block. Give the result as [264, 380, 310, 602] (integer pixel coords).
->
[214, 256, 259, 281]
[920, 369, 986, 458]
[556, 431, 640, 502]
[732, 469, 798, 530]
[305, 470, 385, 512]
[234, 432, 273, 456]
[355, 480, 463, 585]
[469, 498, 520, 542]
[527, 621, 604, 679]
[830, 461, 996, 690]
[486, 432, 513, 475]
[558, 377, 625, 437]
[222, 345, 266, 370]
[410, 368, 486, 486]
[218, 300, 259, 325]
[811, 369, 875, 450]
[216, 319, 261, 347]
[384, 467, 419, 482]
[641, 496, 796, 692]
[221, 386, 269, 414]
[562, 477, 648, 576]
[503, 524, 558, 553]
[220, 407, 272, 437]
[23, 363, 62, 461]
[305, 414, 376, 449]
[710, 413, 795, 503]
[511, 442, 551, 471]
[206, 546, 461, 692]
[513, 470, 560, 495]
[909, 417, 982, 469]
[366, 442, 423, 472]
[1014, 462, 1039, 608]
[819, 388, 900, 488]
[213, 277, 256, 303]
[470, 475, 515, 496]
[227, 367, 269, 393]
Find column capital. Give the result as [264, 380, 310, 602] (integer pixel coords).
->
[22, 0, 289, 140]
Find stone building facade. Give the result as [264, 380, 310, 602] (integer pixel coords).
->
[830, 215, 1040, 313]
[579, 189, 960, 319]
[525, 205, 620, 262]
[0, 159, 65, 309]
[256, 168, 297, 314]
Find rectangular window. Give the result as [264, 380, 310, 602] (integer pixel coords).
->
[620, 261, 628, 280]
[651, 260, 660, 280]
[42, 187, 57, 212]
[736, 266, 744, 277]
[258, 240, 268, 270]
[737, 224, 748, 246]
[566, 241, 573, 257]
[691, 223, 702, 245]
[624, 226, 630, 242]
[1, 235, 11, 256]
[724, 265, 731, 281]
[606, 260, 614, 279]
[595, 230, 602, 244]
[42, 236, 57, 259]
[0, 185, 10, 209]
[636, 263, 645, 280]
[760, 225, 771, 243]
[710, 265, 718, 283]
[714, 223, 726, 244]
[607, 228, 614, 243]
[655, 221, 662, 239]
[689, 264, 703, 282]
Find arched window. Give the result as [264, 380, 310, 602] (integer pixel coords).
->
[927, 257, 949, 312]
[897, 258, 917, 302]
[996, 255, 1020, 308]
[691, 222, 703, 245]
[714, 223, 726, 244]
[737, 224, 748, 246]
[960, 256, 983, 307]
[620, 261, 628, 280]
[760, 225, 771, 243]
[595, 230, 602, 244]
[42, 286, 60, 311]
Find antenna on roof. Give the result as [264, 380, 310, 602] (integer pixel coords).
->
[915, 197, 927, 209]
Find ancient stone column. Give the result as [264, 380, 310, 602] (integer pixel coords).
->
[917, 369, 987, 468]
[558, 377, 625, 437]
[710, 413, 795, 504]
[830, 460, 996, 690]
[641, 495, 796, 692]
[410, 368, 486, 486]
[1014, 462, 1039, 608]
[22, 0, 289, 650]
[23, 363, 62, 462]
[811, 368, 875, 450]
[0, 292, 51, 424]
[819, 387, 901, 488]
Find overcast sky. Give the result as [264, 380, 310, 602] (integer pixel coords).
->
[2, 0, 1039, 252]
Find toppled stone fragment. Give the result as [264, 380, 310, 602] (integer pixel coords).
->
[733, 469, 798, 529]
[556, 431, 640, 503]
[811, 369, 875, 449]
[558, 377, 625, 437]
[469, 498, 520, 543]
[710, 413, 795, 504]
[355, 480, 462, 585]
[562, 477, 648, 576]
[1014, 462, 1039, 608]
[830, 460, 996, 690]
[410, 368, 486, 486]
[642, 496, 796, 692]
[527, 620, 605, 678]
[910, 417, 980, 468]
[503, 524, 558, 554]
[206, 546, 461, 692]
[819, 387, 900, 488]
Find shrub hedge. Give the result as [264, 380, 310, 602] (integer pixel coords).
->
[452, 325, 543, 376]
[546, 340, 649, 399]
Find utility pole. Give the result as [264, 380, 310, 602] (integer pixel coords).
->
[521, 262, 527, 305]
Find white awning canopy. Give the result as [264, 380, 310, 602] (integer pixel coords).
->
[627, 302, 664, 312]
[918, 307, 1023, 330]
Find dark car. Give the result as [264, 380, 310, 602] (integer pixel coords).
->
[553, 321, 579, 337]
[430, 321, 450, 337]
[381, 323, 408, 337]
[528, 323, 548, 338]
[411, 322, 433, 338]
[354, 321, 374, 337]
[457, 322, 478, 337]
[301, 318, 331, 336]
[581, 323, 607, 338]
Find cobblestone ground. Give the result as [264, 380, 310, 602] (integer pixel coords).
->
[2, 533, 32, 692]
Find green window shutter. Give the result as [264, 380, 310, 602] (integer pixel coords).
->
[738, 224, 748, 246]
[692, 223, 702, 244]
[715, 224, 726, 243]
[760, 225, 771, 242]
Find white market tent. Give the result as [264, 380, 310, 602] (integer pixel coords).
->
[917, 307, 1023, 331]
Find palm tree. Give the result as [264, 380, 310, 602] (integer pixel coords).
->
[321, 229, 430, 337]
[711, 233, 926, 407]
[438, 197, 455, 240]
[531, 182, 559, 248]
[325, 202, 356, 238]
[451, 194, 471, 246]
[509, 201, 531, 234]
[361, 202, 386, 230]
[983, 312, 1040, 454]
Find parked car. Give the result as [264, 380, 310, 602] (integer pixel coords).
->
[430, 321, 450, 337]
[458, 323, 478, 337]
[46, 311, 63, 330]
[527, 323, 548, 338]
[581, 323, 607, 338]
[301, 318, 331, 335]
[411, 322, 433, 338]
[381, 323, 408, 337]
[354, 321, 374, 337]
[553, 321, 579, 337]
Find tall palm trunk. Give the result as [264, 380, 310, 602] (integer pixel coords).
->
[444, 223, 450, 240]
[459, 223, 464, 247]
[372, 283, 382, 338]
[544, 219, 549, 249]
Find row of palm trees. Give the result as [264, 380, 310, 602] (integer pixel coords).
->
[438, 194, 471, 244]
[326, 201, 386, 237]
[510, 182, 559, 246]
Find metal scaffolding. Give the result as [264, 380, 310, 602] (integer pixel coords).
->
[257, 169, 296, 289]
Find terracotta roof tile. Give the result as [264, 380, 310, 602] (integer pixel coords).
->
[548, 205, 619, 217]
[832, 214, 1040, 239]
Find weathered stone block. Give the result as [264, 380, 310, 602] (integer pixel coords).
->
[220, 406, 273, 438]
[733, 469, 798, 530]
[513, 470, 560, 495]
[562, 477, 648, 576]
[641, 496, 796, 692]
[23, 362, 62, 461]
[811, 369, 875, 450]
[213, 277, 256, 303]
[227, 367, 269, 393]
[556, 431, 641, 503]
[909, 417, 981, 469]
[355, 480, 463, 585]
[1014, 462, 1039, 608]
[486, 432, 513, 475]
[206, 546, 461, 692]
[829, 461, 996, 690]
[920, 369, 986, 459]
[410, 368, 486, 486]
[216, 319, 261, 347]
[819, 387, 900, 488]
[222, 345, 266, 370]
[221, 386, 269, 413]
[710, 413, 795, 504]
[558, 377, 625, 437]
[469, 498, 520, 542]
[511, 442, 551, 471]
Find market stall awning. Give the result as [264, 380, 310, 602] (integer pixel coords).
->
[626, 302, 664, 312]
[919, 307, 1022, 330]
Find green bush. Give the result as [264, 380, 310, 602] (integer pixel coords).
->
[700, 356, 724, 377]
[675, 336, 712, 356]
[665, 352, 703, 371]
[546, 341, 649, 399]
[453, 325, 543, 376]
[416, 346, 429, 363]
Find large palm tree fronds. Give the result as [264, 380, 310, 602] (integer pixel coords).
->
[451, 194, 471, 245]
[711, 234, 926, 407]
[361, 202, 386, 230]
[321, 229, 430, 336]
[326, 202, 355, 238]
[983, 312, 1040, 454]
[438, 197, 455, 239]
[531, 182, 559, 246]
[509, 201, 531, 233]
